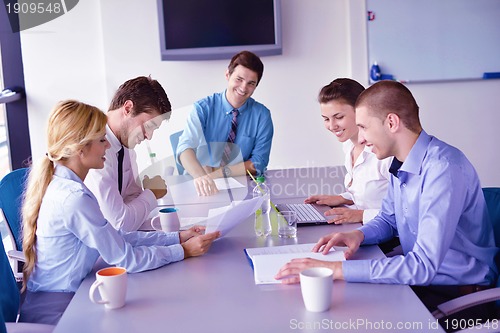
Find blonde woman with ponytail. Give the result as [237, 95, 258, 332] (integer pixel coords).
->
[20, 100, 219, 325]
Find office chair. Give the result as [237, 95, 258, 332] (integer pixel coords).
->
[0, 237, 54, 333]
[432, 187, 500, 331]
[0, 168, 29, 283]
[0, 311, 6, 333]
[169, 131, 185, 175]
[0, 235, 19, 325]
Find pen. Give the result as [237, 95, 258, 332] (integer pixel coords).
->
[247, 170, 279, 213]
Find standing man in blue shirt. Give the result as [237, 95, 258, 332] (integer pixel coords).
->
[276, 81, 497, 324]
[176, 51, 274, 196]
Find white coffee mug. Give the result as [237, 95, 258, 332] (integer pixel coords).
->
[151, 207, 180, 232]
[300, 267, 333, 312]
[89, 267, 127, 310]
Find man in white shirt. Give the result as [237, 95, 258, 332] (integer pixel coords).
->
[85, 76, 170, 231]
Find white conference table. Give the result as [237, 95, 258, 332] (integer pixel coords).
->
[147, 166, 348, 229]
[149, 166, 348, 223]
[53, 167, 444, 333]
[157, 166, 347, 204]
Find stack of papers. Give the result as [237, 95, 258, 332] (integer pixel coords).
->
[244, 243, 346, 285]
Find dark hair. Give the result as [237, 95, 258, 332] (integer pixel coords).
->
[109, 76, 171, 116]
[318, 78, 365, 106]
[355, 80, 421, 134]
[227, 51, 264, 85]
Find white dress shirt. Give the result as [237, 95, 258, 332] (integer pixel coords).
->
[85, 125, 157, 231]
[340, 140, 392, 223]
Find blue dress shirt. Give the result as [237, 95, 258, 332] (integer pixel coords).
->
[28, 165, 184, 293]
[176, 91, 273, 175]
[343, 130, 498, 285]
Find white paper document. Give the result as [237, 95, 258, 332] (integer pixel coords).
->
[212, 177, 246, 190]
[179, 217, 208, 230]
[245, 243, 346, 285]
[161, 175, 249, 206]
[204, 196, 264, 237]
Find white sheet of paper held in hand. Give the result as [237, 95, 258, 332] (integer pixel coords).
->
[204, 196, 264, 237]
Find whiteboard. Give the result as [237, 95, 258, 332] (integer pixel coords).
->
[366, 0, 500, 83]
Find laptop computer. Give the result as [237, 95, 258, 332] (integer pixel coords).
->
[275, 203, 331, 226]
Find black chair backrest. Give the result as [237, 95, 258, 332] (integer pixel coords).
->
[483, 188, 500, 247]
[482, 187, 500, 290]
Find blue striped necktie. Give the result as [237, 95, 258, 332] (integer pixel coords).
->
[221, 109, 239, 166]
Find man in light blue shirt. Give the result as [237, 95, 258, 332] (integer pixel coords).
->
[276, 81, 497, 319]
[177, 51, 273, 196]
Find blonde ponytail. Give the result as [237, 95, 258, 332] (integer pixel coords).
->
[21, 157, 54, 291]
[21, 100, 107, 291]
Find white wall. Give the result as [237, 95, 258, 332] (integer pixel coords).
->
[20, 0, 107, 157]
[411, 80, 500, 186]
[97, 0, 352, 173]
[20, 0, 500, 185]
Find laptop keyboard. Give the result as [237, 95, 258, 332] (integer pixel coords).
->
[284, 204, 326, 222]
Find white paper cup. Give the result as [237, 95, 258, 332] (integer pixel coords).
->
[151, 207, 180, 232]
[89, 267, 127, 310]
[300, 267, 333, 312]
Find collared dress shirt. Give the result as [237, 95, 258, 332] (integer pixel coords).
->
[28, 165, 184, 293]
[343, 130, 498, 285]
[339, 140, 392, 223]
[176, 91, 273, 175]
[85, 125, 157, 231]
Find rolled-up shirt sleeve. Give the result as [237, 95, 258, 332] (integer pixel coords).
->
[176, 105, 206, 165]
[248, 111, 273, 175]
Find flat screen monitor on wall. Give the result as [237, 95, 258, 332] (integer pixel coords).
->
[157, 0, 282, 61]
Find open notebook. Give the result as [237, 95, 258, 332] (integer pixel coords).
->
[244, 243, 346, 284]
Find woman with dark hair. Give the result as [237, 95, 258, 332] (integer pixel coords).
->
[304, 78, 392, 224]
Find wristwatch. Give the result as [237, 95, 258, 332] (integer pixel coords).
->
[222, 166, 232, 177]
